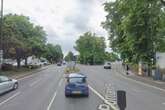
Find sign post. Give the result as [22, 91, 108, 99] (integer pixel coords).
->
[0, 49, 3, 68]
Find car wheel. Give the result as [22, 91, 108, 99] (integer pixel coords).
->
[13, 83, 18, 90]
[65, 94, 70, 97]
[85, 94, 89, 97]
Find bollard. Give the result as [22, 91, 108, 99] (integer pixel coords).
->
[117, 90, 126, 110]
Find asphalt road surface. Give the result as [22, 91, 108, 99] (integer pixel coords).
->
[0, 65, 103, 110]
[80, 64, 165, 110]
[0, 64, 165, 110]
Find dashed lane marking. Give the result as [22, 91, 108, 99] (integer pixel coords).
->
[29, 79, 41, 87]
[47, 91, 57, 110]
[0, 92, 21, 106]
[47, 78, 64, 110]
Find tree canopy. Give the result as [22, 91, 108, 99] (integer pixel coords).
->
[75, 32, 106, 65]
[43, 44, 63, 63]
[64, 51, 74, 62]
[105, 52, 119, 62]
[102, 0, 165, 64]
[1, 14, 63, 67]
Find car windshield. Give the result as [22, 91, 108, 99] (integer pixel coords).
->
[69, 77, 85, 83]
[0, 76, 9, 82]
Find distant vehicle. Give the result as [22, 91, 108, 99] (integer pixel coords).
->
[40, 58, 49, 65]
[57, 62, 62, 66]
[0, 76, 18, 94]
[1, 63, 13, 71]
[65, 73, 89, 97]
[104, 62, 111, 69]
[63, 62, 66, 65]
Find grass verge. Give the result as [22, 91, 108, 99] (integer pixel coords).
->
[0, 66, 41, 78]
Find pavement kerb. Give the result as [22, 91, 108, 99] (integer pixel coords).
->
[11, 66, 48, 80]
[114, 64, 165, 93]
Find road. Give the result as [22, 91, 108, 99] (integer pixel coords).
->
[0, 64, 165, 110]
[80, 64, 165, 110]
[0, 65, 103, 110]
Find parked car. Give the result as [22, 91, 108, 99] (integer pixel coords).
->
[0, 76, 18, 94]
[63, 62, 66, 65]
[57, 62, 62, 66]
[65, 73, 89, 97]
[104, 62, 111, 69]
[1, 63, 13, 71]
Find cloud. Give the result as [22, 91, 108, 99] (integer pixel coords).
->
[4, 0, 108, 54]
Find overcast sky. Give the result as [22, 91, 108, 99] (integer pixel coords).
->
[4, 0, 111, 54]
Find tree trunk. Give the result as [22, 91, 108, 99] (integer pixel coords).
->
[25, 57, 28, 66]
[138, 61, 143, 76]
[17, 58, 21, 68]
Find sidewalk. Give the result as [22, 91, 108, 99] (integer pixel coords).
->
[114, 63, 165, 90]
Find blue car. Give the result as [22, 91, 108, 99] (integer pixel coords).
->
[65, 73, 89, 97]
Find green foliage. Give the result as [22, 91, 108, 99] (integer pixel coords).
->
[102, 0, 165, 64]
[1, 14, 63, 67]
[75, 32, 106, 65]
[43, 44, 63, 63]
[104, 52, 119, 62]
[64, 51, 74, 61]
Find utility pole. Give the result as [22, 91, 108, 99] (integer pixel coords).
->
[0, 0, 3, 69]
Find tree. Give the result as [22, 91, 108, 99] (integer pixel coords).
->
[105, 52, 119, 62]
[102, 0, 165, 65]
[75, 32, 106, 65]
[1, 14, 47, 67]
[0, 13, 64, 68]
[64, 51, 74, 61]
[43, 43, 63, 63]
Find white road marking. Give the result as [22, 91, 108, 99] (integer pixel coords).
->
[88, 85, 118, 110]
[47, 91, 57, 110]
[47, 78, 64, 110]
[18, 73, 37, 81]
[30, 79, 41, 87]
[162, 102, 165, 105]
[58, 79, 63, 87]
[0, 92, 21, 106]
[116, 73, 165, 92]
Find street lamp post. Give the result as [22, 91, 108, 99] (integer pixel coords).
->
[0, 0, 3, 68]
